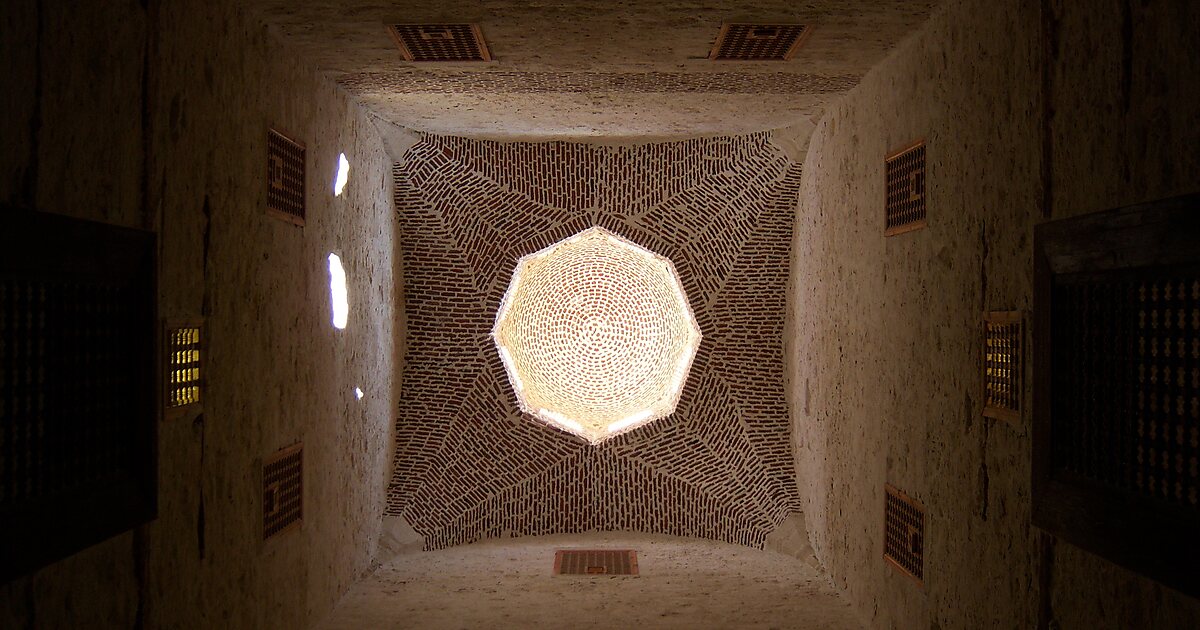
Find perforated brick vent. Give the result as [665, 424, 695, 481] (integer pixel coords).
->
[389, 24, 491, 62]
[164, 321, 203, 416]
[554, 550, 639, 575]
[983, 311, 1022, 422]
[263, 444, 303, 540]
[267, 129, 305, 226]
[388, 133, 803, 551]
[884, 484, 924, 585]
[885, 141, 926, 236]
[1052, 277, 1199, 510]
[710, 24, 809, 61]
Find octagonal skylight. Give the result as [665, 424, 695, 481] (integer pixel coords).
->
[492, 227, 702, 444]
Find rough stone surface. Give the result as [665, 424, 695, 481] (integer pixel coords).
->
[377, 515, 424, 561]
[371, 115, 422, 162]
[764, 512, 820, 568]
[0, 1, 399, 627]
[788, 0, 1200, 628]
[242, 0, 938, 139]
[319, 532, 863, 629]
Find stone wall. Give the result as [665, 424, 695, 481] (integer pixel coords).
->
[788, 0, 1200, 627]
[0, 1, 398, 627]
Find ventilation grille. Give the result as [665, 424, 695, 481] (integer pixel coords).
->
[885, 141, 927, 236]
[1053, 277, 1199, 511]
[267, 129, 305, 226]
[389, 24, 491, 62]
[554, 550, 639, 576]
[164, 321, 203, 417]
[883, 484, 924, 585]
[263, 444, 303, 540]
[984, 311, 1022, 422]
[710, 24, 809, 61]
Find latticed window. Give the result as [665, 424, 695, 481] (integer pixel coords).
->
[267, 128, 306, 226]
[263, 443, 303, 540]
[885, 141, 926, 236]
[1033, 194, 1200, 599]
[983, 311, 1022, 422]
[883, 484, 924, 586]
[164, 321, 203, 416]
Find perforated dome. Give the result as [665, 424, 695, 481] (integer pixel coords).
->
[493, 227, 702, 444]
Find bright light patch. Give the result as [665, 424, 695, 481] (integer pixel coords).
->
[328, 253, 349, 330]
[493, 227, 702, 445]
[607, 409, 654, 435]
[540, 409, 585, 436]
[334, 153, 350, 196]
[498, 346, 523, 392]
[355, 387, 364, 400]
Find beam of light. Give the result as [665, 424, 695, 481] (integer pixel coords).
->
[328, 253, 349, 329]
[541, 409, 585, 435]
[607, 409, 654, 434]
[334, 153, 350, 196]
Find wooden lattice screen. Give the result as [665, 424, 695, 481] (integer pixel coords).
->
[885, 141, 927, 236]
[983, 311, 1022, 422]
[1033, 193, 1200, 598]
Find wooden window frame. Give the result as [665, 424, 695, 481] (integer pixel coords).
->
[1033, 193, 1200, 598]
[0, 208, 157, 580]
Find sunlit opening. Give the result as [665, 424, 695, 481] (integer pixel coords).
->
[334, 153, 350, 196]
[355, 387, 364, 400]
[493, 227, 702, 445]
[328, 253, 349, 329]
[607, 409, 654, 435]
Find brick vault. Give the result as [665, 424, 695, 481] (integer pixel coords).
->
[389, 132, 802, 550]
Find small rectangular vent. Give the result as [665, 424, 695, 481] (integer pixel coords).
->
[883, 484, 924, 586]
[983, 311, 1023, 422]
[263, 443, 303, 540]
[267, 128, 305, 226]
[710, 24, 810, 61]
[554, 549, 639, 576]
[388, 24, 492, 62]
[885, 141, 927, 236]
[163, 320, 203, 417]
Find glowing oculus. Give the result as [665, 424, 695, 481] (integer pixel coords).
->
[492, 227, 701, 444]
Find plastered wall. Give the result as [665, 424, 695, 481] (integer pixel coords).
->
[788, 0, 1200, 628]
[1, 1, 398, 627]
